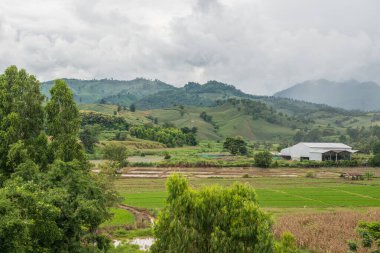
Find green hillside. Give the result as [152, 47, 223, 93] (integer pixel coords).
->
[41, 78, 175, 104]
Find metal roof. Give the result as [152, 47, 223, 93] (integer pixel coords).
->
[301, 142, 351, 149]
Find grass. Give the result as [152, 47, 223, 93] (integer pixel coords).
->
[111, 228, 152, 239]
[101, 208, 135, 227]
[115, 177, 380, 211]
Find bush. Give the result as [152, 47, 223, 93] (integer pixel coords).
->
[305, 171, 316, 178]
[164, 152, 171, 160]
[254, 151, 272, 168]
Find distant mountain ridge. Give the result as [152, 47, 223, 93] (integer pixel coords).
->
[273, 79, 380, 111]
[41, 78, 255, 109]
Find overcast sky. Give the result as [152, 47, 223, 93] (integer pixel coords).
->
[0, 0, 379, 94]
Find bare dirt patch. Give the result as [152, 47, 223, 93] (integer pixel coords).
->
[118, 166, 379, 179]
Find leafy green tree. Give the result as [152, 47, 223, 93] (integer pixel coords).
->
[103, 144, 128, 168]
[79, 124, 101, 153]
[254, 151, 273, 168]
[223, 136, 248, 155]
[151, 174, 274, 253]
[46, 79, 84, 162]
[0, 66, 44, 177]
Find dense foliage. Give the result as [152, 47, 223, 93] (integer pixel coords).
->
[349, 221, 380, 252]
[79, 125, 101, 153]
[151, 174, 274, 253]
[130, 124, 197, 147]
[0, 66, 116, 252]
[81, 111, 129, 130]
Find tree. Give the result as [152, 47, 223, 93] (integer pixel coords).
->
[223, 136, 248, 155]
[79, 125, 101, 153]
[129, 103, 136, 112]
[151, 174, 274, 253]
[254, 151, 273, 168]
[0, 66, 45, 176]
[46, 79, 84, 162]
[0, 67, 117, 252]
[103, 144, 128, 168]
[369, 141, 380, 167]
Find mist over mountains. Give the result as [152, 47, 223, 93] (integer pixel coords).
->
[274, 79, 380, 111]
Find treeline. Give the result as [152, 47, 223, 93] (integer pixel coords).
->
[81, 111, 129, 130]
[216, 98, 310, 128]
[129, 124, 197, 147]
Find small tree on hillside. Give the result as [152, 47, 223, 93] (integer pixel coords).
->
[103, 144, 128, 168]
[254, 151, 272, 168]
[151, 174, 274, 253]
[223, 136, 248, 155]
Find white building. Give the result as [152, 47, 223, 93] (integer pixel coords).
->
[280, 142, 357, 161]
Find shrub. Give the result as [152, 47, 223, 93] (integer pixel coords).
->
[305, 171, 316, 178]
[164, 152, 171, 160]
[254, 151, 273, 168]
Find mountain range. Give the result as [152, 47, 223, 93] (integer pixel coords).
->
[273, 79, 380, 111]
[41, 78, 380, 112]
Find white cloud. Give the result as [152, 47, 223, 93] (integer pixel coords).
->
[0, 0, 378, 94]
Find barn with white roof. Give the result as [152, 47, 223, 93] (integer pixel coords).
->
[280, 142, 357, 161]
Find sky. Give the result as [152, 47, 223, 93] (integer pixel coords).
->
[0, 0, 379, 95]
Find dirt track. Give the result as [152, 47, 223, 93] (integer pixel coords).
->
[119, 204, 155, 226]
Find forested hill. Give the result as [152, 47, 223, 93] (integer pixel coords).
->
[41, 78, 256, 109]
[41, 78, 175, 104]
[41, 78, 373, 115]
[274, 79, 380, 111]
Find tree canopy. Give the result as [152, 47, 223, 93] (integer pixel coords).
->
[223, 136, 248, 155]
[151, 174, 274, 253]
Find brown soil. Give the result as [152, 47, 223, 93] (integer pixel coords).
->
[119, 167, 380, 179]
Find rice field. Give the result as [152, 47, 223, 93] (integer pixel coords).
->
[116, 176, 380, 210]
[101, 208, 135, 227]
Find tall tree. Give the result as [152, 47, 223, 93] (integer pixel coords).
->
[46, 80, 84, 162]
[0, 66, 44, 177]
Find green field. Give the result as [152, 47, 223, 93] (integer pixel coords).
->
[101, 208, 135, 227]
[116, 177, 380, 211]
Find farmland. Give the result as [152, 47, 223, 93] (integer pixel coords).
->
[115, 173, 380, 211]
[106, 169, 380, 252]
